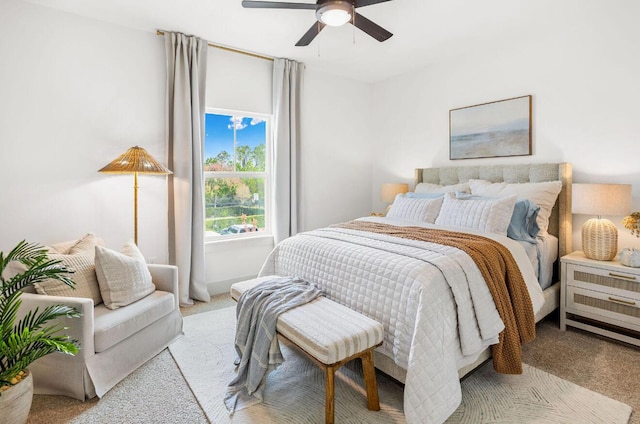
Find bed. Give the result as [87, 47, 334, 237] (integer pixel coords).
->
[259, 162, 572, 424]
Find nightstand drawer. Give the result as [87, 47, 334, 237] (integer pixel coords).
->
[566, 285, 640, 331]
[566, 264, 640, 301]
[561, 252, 640, 346]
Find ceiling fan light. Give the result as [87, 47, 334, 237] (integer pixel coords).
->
[317, 3, 352, 27]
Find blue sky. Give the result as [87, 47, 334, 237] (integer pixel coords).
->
[204, 113, 266, 160]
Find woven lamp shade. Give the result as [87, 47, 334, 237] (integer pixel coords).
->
[572, 183, 631, 261]
[98, 146, 172, 175]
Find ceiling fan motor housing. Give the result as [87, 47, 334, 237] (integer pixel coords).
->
[316, 0, 354, 26]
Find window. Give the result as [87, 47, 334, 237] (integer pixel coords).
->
[204, 109, 271, 239]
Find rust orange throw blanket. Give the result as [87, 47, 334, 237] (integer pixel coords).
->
[334, 220, 535, 374]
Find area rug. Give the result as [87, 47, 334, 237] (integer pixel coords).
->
[169, 307, 632, 424]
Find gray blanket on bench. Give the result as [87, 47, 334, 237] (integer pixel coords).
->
[224, 276, 322, 413]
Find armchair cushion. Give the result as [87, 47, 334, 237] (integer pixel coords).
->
[93, 290, 176, 352]
[95, 241, 155, 310]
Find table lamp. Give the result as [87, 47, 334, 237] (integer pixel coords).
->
[98, 146, 172, 245]
[380, 183, 409, 214]
[572, 183, 631, 261]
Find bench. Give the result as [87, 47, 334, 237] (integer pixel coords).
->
[230, 276, 384, 424]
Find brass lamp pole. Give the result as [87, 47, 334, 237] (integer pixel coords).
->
[98, 146, 172, 245]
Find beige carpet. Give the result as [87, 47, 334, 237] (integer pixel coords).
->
[169, 307, 633, 424]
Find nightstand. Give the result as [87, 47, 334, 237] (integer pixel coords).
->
[560, 251, 640, 347]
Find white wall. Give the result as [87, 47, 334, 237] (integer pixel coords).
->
[300, 69, 374, 231]
[370, 2, 640, 252]
[0, 0, 169, 261]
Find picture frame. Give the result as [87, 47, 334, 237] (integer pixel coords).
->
[449, 95, 532, 160]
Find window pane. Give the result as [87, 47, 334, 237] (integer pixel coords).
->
[205, 113, 233, 171]
[236, 117, 266, 172]
[205, 177, 266, 236]
[204, 114, 266, 172]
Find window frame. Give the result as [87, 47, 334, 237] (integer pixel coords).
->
[204, 107, 272, 241]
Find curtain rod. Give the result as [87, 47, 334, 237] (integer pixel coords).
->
[156, 30, 274, 62]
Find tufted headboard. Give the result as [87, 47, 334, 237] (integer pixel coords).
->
[415, 163, 573, 269]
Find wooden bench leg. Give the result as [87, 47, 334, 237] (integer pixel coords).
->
[361, 350, 380, 411]
[325, 365, 335, 424]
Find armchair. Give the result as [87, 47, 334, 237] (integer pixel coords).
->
[17, 264, 183, 400]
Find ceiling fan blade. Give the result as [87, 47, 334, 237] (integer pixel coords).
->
[354, 0, 392, 8]
[295, 22, 326, 46]
[352, 12, 393, 42]
[241, 1, 317, 10]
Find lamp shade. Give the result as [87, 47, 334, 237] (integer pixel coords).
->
[98, 146, 172, 175]
[572, 183, 631, 216]
[572, 183, 631, 261]
[380, 183, 409, 203]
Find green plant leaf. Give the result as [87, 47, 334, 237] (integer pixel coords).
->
[1, 241, 80, 390]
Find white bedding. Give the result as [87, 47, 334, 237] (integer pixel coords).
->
[259, 216, 542, 424]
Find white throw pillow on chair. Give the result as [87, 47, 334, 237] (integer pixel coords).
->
[95, 240, 155, 310]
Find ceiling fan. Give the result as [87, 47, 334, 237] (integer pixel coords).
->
[241, 0, 393, 46]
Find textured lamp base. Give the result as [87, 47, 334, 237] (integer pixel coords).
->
[582, 218, 618, 261]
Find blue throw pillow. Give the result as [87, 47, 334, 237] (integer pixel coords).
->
[404, 192, 445, 199]
[507, 198, 540, 243]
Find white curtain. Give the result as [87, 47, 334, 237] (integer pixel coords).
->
[164, 32, 209, 306]
[272, 58, 304, 245]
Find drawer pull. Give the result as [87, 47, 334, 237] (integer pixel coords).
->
[608, 296, 637, 306]
[608, 272, 637, 281]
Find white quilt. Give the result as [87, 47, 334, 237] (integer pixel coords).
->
[259, 217, 543, 424]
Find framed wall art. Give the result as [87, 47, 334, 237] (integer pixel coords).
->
[449, 95, 532, 160]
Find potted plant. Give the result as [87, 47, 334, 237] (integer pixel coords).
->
[0, 241, 80, 424]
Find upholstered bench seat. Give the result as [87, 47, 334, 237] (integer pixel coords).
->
[229, 275, 276, 301]
[231, 276, 384, 424]
[276, 297, 384, 364]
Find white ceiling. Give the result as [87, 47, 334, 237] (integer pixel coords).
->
[23, 0, 546, 83]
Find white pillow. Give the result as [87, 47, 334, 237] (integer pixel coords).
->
[48, 232, 105, 256]
[414, 181, 470, 194]
[9, 233, 105, 305]
[468, 179, 562, 234]
[33, 253, 103, 305]
[95, 241, 155, 310]
[386, 194, 444, 223]
[435, 192, 518, 236]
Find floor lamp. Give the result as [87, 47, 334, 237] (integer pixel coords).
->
[98, 146, 172, 245]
